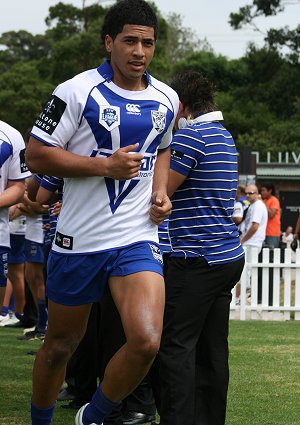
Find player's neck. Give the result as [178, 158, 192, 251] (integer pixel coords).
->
[112, 74, 148, 91]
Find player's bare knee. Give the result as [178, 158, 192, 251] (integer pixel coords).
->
[42, 335, 80, 367]
[132, 333, 161, 363]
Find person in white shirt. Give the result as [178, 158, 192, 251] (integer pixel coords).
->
[240, 184, 268, 251]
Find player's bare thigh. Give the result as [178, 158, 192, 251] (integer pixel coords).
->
[44, 299, 92, 348]
[109, 271, 165, 345]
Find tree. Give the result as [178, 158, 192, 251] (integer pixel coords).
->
[0, 31, 51, 73]
[0, 62, 54, 135]
[229, 0, 300, 63]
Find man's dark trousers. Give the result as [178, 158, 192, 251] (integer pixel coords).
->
[158, 256, 244, 425]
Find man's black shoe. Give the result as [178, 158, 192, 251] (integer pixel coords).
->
[122, 411, 156, 425]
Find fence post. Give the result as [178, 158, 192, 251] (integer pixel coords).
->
[272, 249, 281, 320]
[283, 249, 292, 321]
[295, 249, 300, 320]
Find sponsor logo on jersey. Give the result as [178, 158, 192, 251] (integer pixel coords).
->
[19, 148, 28, 173]
[99, 106, 120, 131]
[149, 243, 163, 264]
[55, 231, 73, 250]
[151, 111, 166, 134]
[171, 149, 184, 160]
[35, 95, 67, 135]
[126, 103, 141, 115]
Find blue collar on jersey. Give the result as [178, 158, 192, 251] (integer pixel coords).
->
[97, 60, 152, 86]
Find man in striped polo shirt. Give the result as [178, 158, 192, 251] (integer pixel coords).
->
[157, 71, 245, 425]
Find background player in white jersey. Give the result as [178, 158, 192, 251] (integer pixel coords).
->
[25, 1, 179, 424]
[0, 120, 31, 311]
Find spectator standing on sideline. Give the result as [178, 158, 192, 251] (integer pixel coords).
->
[0, 120, 31, 311]
[157, 71, 245, 425]
[240, 184, 268, 251]
[232, 184, 249, 236]
[293, 211, 300, 241]
[260, 182, 281, 248]
[25, 1, 179, 424]
[281, 225, 294, 249]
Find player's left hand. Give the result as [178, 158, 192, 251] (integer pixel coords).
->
[149, 191, 172, 225]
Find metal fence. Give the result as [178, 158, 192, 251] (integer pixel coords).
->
[230, 247, 300, 320]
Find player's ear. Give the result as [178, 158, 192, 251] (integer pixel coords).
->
[105, 35, 113, 53]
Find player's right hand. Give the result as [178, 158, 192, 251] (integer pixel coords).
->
[105, 143, 143, 180]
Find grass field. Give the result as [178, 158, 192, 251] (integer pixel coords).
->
[0, 321, 300, 425]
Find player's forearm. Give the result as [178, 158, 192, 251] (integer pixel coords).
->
[0, 181, 25, 208]
[26, 137, 110, 178]
[152, 148, 170, 194]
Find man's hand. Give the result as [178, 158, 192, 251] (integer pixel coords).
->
[51, 201, 62, 216]
[105, 143, 143, 180]
[149, 191, 172, 225]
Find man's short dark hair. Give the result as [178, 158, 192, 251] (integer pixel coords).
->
[101, 0, 158, 43]
[261, 181, 275, 195]
[170, 71, 216, 116]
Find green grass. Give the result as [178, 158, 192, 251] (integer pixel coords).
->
[0, 321, 300, 424]
[227, 321, 300, 425]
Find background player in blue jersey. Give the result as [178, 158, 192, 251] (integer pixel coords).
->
[156, 71, 245, 425]
[25, 1, 179, 424]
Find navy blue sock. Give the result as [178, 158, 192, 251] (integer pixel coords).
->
[1, 306, 9, 316]
[31, 400, 56, 425]
[82, 386, 120, 425]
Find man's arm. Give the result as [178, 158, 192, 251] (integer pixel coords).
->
[0, 180, 25, 208]
[167, 168, 187, 198]
[266, 198, 279, 218]
[36, 187, 60, 205]
[149, 148, 172, 225]
[240, 222, 259, 244]
[232, 201, 244, 225]
[26, 137, 143, 180]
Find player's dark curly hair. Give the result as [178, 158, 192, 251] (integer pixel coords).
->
[170, 71, 217, 116]
[101, 0, 158, 43]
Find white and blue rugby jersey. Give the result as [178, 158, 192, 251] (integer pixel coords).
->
[169, 111, 244, 265]
[30, 61, 179, 254]
[0, 120, 31, 248]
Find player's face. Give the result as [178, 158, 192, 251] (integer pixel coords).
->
[105, 24, 155, 90]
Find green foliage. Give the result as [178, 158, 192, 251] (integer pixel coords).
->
[0, 31, 51, 73]
[229, 0, 300, 63]
[0, 62, 54, 134]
